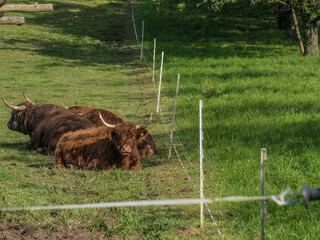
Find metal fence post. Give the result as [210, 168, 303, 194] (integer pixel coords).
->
[200, 100, 204, 228]
[261, 148, 267, 240]
[156, 51, 164, 113]
[168, 74, 180, 159]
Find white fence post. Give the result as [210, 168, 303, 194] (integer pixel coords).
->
[157, 51, 164, 113]
[131, 5, 139, 45]
[152, 38, 156, 82]
[261, 148, 267, 240]
[140, 20, 144, 60]
[168, 74, 180, 159]
[200, 100, 204, 228]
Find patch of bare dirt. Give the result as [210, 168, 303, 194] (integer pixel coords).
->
[180, 188, 194, 193]
[176, 226, 202, 237]
[0, 223, 113, 240]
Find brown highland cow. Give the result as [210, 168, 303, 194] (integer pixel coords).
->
[2, 93, 94, 156]
[54, 112, 153, 170]
[68, 105, 159, 158]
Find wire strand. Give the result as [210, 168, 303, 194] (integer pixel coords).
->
[130, 4, 224, 239]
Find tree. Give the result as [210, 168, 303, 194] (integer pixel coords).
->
[204, 0, 320, 56]
[300, 0, 320, 55]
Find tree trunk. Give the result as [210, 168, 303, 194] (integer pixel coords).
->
[291, 8, 305, 55]
[304, 19, 319, 56]
[287, 12, 296, 40]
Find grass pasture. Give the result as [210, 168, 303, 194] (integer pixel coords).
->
[1, 0, 320, 239]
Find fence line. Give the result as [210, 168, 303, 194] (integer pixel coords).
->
[156, 51, 164, 113]
[131, 5, 139, 45]
[152, 38, 156, 82]
[140, 20, 144, 60]
[1, 198, 212, 212]
[130, 4, 224, 238]
[168, 73, 180, 159]
[131, 5, 152, 71]
[172, 141, 224, 238]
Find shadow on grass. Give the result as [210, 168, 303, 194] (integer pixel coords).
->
[2, 1, 137, 67]
[140, 143, 171, 168]
[0, 141, 55, 166]
[0, 142, 26, 151]
[28, 163, 54, 169]
[138, 0, 298, 59]
[33, 1, 130, 43]
[2, 152, 54, 167]
[1, 0, 298, 69]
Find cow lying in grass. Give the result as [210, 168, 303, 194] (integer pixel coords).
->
[68, 105, 123, 125]
[68, 105, 159, 158]
[54, 111, 153, 170]
[2, 93, 94, 156]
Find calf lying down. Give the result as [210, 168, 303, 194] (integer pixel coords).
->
[54, 112, 153, 170]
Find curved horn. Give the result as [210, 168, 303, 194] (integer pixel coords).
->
[23, 92, 35, 105]
[136, 111, 153, 129]
[99, 111, 116, 128]
[2, 96, 26, 111]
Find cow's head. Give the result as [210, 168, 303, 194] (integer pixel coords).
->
[2, 93, 35, 134]
[99, 111, 153, 156]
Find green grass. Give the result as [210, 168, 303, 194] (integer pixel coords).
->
[1, 0, 320, 239]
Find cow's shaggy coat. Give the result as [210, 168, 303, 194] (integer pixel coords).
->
[55, 123, 141, 170]
[3, 98, 94, 156]
[68, 105, 159, 158]
[68, 105, 123, 126]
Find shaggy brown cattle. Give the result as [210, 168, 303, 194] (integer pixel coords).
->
[68, 105, 123, 126]
[54, 112, 153, 170]
[2, 94, 94, 156]
[68, 105, 159, 158]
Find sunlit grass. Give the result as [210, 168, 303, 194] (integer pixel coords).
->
[138, 0, 320, 239]
[1, 0, 320, 239]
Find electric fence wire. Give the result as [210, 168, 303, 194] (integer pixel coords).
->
[130, 4, 225, 239]
[0, 190, 296, 212]
[131, 5, 152, 71]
